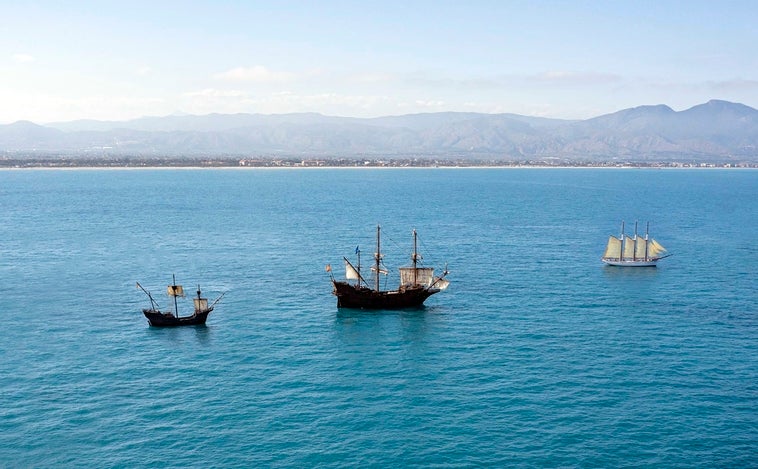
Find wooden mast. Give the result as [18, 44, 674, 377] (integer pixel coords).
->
[412, 229, 418, 285]
[356, 247, 361, 287]
[374, 225, 381, 291]
[172, 274, 179, 317]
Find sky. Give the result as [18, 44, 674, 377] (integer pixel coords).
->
[2, 0, 757, 124]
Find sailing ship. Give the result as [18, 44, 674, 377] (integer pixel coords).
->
[601, 221, 670, 267]
[137, 275, 224, 327]
[328, 225, 449, 309]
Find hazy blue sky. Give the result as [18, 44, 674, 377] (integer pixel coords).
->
[2, 0, 757, 123]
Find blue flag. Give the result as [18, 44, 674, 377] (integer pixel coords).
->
[355, 246, 360, 254]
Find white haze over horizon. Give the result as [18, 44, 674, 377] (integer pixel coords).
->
[2, 0, 757, 124]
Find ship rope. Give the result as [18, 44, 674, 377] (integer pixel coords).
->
[384, 231, 440, 268]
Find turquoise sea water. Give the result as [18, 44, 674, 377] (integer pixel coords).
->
[0, 168, 756, 467]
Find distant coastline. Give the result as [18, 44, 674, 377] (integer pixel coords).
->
[1, 156, 755, 170]
[3, 101, 757, 168]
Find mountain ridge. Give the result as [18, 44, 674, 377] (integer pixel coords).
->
[2, 100, 756, 162]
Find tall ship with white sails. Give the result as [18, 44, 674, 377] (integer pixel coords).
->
[601, 221, 670, 267]
[329, 226, 449, 309]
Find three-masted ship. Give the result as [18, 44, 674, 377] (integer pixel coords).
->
[601, 221, 670, 267]
[137, 276, 224, 326]
[329, 226, 449, 309]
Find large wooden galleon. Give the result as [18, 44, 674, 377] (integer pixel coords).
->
[330, 226, 449, 309]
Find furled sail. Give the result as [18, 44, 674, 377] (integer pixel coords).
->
[344, 260, 361, 280]
[647, 239, 667, 258]
[602, 236, 622, 259]
[623, 236, 636, 259]
[399, 267, 435, 287]
[167, 285, 185, 297]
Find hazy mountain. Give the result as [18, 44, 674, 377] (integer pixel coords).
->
[2, 100, 756, 162]
[561, 100, 758, 160]
[0, 120, 66, 150]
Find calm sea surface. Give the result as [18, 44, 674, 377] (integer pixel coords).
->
[0, 168, 756, 467]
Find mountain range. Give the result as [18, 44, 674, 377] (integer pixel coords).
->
[1, 100, 756, 163]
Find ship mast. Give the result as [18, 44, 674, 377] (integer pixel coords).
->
[644, 221, 650, 261]
[172, 273, 179, 316]
[356, 247, 361, 287]
[374, 225, 381, 291]
[619, 221, 625, 260]
[411, 229, 419, 285]
[633, 220, 638, 261]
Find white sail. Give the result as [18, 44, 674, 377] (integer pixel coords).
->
[623, 236, 636, 260]
[399, 267, 435, 287]
[433, 277, 450, 290]
[167, 285, 185, 297]
[634, 237, 648, 259]
[602, 236, 621, 259]
[194, 298, 208, 312]
[648, 239, 667, 258]
[602, 222, 669, 266]
[344, 260, 361, 280]
[371, 266, 389, 275]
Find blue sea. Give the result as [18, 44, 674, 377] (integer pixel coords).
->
[0, 168, 756, 467]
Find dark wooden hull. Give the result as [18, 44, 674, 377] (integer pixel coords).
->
[332, 281, 439, 309]
[143, 308, 212, 327]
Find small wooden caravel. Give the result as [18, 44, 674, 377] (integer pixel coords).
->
[137, 275, 224, 327]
